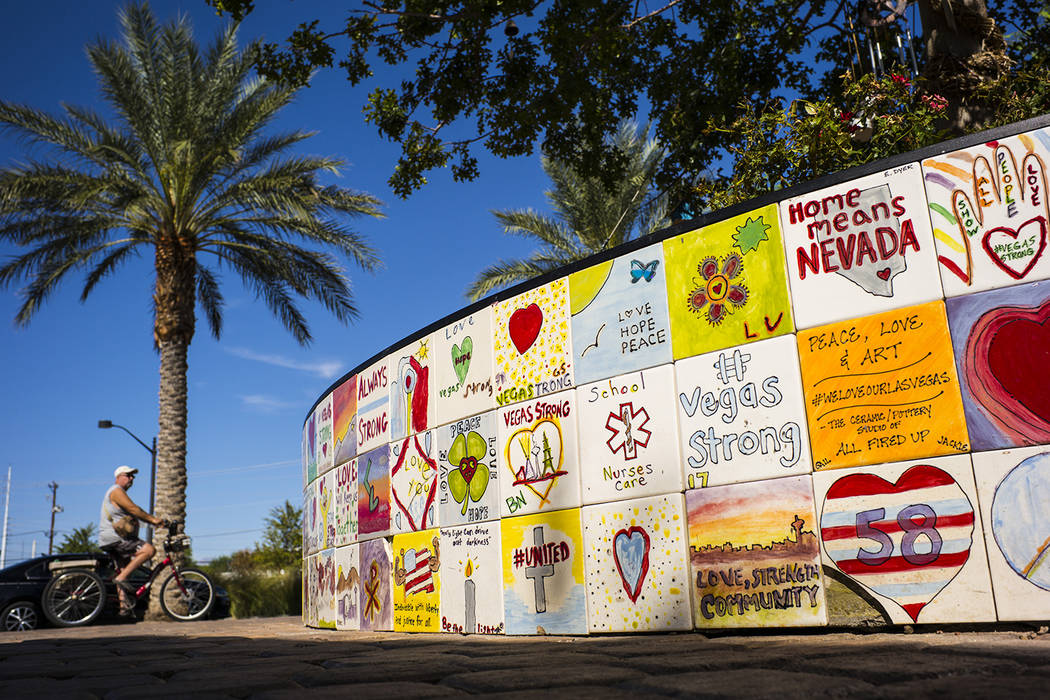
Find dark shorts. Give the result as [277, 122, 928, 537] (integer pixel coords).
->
[102, 538, 148, 567]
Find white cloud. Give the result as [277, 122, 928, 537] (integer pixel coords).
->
[239, 394, 300, 413]
[225, 346, 343, 379]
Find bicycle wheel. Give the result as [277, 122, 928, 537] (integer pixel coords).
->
[42, 568, 106, 628]
[159, 567, 215, 621]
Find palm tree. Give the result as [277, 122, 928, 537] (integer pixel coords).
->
[0, 4, 381, 578]
[467, 121, 668, 301]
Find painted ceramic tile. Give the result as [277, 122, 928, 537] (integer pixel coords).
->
[301, 562, 309, 625]
[390, 431, 438, 533]
[437, 411, 500, 527]
[972, 446, 1050, 621]
[569, 242, 673, 384]
[813, 454, 996, 624]
[945, 280, 1050, 450]
[497, 389, 582, 518]
[390, 335, 436, 440]
[576, 365, 683, 504]
[332, 375, 357, 466]
[305, 553, 318, 627]
[582, 493, 692, 633]
[664, 204, 795, 359]
[318, 468, 336, 550]
[440, 521, 505, 634]
[797, 301, 970, 470]
[356, 357, 391, 454]
[315, 393, 334, 475]
[314, 548, 337, 629]
[492, 278, 574, 407]
[676, 335, 812, 490]
[501, 508, 587, 635]
[922, 128, 1050, 296]
[333, 458, 358, 547]
[335, 543, 361, 630]
[357, 445, 391, 540]
[393, 528, 442, 632]
[359, 537, 394, 631]
[303, 411, 317, 486]
[780, 164, 944, 329]
[304, 485, 320, 555]
[434, 308, 496, 424]
[686, 475, 827, 628]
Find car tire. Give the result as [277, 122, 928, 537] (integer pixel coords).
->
[1, 601, 39, 631]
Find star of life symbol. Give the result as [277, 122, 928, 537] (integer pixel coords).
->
[605, 401, 651, 460]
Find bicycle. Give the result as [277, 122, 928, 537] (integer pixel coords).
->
[41, 521, 215, 627]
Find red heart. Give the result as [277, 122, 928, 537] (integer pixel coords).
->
[981, 217, 1047, 280]
[508, 303, 543, 355]
[711, 281, 723, 295]
[965, 297, 1050, 443]
[877, 268, 891, 280]
[458, 456, 478, 484]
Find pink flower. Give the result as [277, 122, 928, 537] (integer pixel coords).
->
[890, 74, 911, 87]
[922, 94, 948, 112]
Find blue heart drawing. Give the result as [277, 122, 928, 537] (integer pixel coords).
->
[613, 527, 651, 603]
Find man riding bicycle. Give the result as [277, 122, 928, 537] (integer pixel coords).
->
[99, 465, 166, 616]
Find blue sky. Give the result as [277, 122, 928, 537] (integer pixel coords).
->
[0, 1, 549, 563]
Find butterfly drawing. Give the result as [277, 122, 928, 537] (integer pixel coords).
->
[630, 259, 659, 283]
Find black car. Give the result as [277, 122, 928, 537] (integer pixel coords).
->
[0, 552, 229, 631]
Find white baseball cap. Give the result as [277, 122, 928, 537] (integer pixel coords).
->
[114, 465, 139, 478]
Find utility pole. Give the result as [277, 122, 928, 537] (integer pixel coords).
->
[0, 466, 10, 568]
[47, 481, 62, 555]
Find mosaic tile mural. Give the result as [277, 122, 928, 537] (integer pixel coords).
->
[301, 119, 1050, 632]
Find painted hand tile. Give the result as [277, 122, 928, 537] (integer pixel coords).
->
[314, 548, 336, 629]
[922, 128, 1050, 296]
[390, 336, 435, 440]
[501, 508, 587, 635]
[972, 446, 1050, 621]
[492, 278, 574, 406]
[440, 521, 505, 634]
[813, 454, 995, 624]
[686, 475, 827, 628]
[497, 389, 582, 518]
[664, 205, 795, 358]
[332, 375, 357, 466]
[305, 553, 318, 627]
[303, 412, 317, 487]
[335, 544, 361, 630]
[569, 242, 673, 384]
[392, 528, 442, 632]
[676, 335, 812, 489]
[315, 393, 334, 475]
[437, 411, 500, 527]
[434, 308, 496, 425]
[797, 301, 970, 470]
[357, 445, 391, 540]
[945, 280, 1050, 450]
[318, 469, 335, 550]
[356, 357, 391, 454]
[780, 164, 944, 329]
[390, 431, 438, 533]
[582, 493, 692, 633]
[304, 485, 319, 555]
[576, 365, 683, 504]
[333, 458, 358, 547]
[359, 537, 394, 631]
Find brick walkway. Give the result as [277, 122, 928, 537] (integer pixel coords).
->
[2, 617, 1048, 698]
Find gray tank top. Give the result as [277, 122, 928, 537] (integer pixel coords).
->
[99, 484, 137, 546]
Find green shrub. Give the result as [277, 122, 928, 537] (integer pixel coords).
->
[220, 568, 302, 618]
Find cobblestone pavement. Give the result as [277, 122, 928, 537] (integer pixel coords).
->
[1, 617, 1048, 698]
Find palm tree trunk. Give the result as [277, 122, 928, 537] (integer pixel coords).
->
[146, 237, 196, 619]
[918, 0, 1010, 130]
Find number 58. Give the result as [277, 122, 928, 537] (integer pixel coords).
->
[855, 505, 942, 566]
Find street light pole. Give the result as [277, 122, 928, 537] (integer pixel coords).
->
[98, 420, 157, 542]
